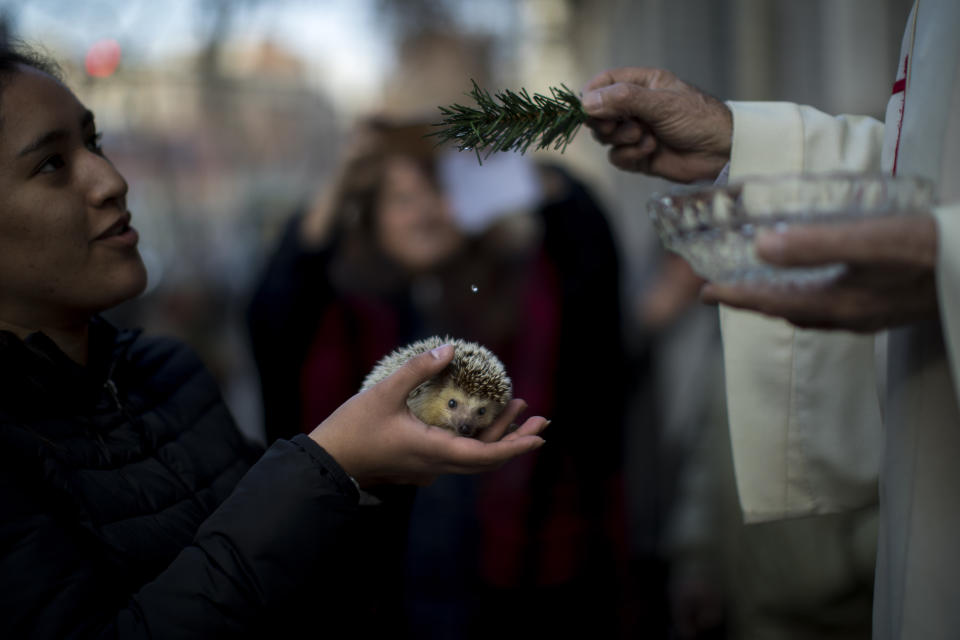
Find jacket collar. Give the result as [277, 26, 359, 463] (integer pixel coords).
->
[0, 316, 141, 414]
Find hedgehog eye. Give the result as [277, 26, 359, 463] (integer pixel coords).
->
[477, 407, 486, 416]
[448, 398, 457, 409]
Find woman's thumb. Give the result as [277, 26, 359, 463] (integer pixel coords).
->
[380, 344, 454, 398]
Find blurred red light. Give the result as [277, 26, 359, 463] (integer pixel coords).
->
[85, 39, 121, 78]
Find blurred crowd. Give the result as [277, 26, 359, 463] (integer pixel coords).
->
[1, 1, 917, 637]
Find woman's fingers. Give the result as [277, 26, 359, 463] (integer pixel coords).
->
[501, 416, 551, 442]
[442, 435, 546, 473]
[412, 422, 544, 473]
[477, 398, 528, 443]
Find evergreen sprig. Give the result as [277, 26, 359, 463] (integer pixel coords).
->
[431, 79, 587, 163]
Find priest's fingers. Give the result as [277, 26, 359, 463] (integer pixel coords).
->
[755, 216, 936, 269]
[588, 119, 650, 146]
[700, 283, 865, 330]
[583, 66, 674, 92]
[608, 136, 659, 173]
[700, 279, 936, 333]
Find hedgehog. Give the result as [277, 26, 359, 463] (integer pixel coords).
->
[361, 336, 513, 437]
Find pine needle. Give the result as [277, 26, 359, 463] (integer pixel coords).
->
[431, 79, 587, 163]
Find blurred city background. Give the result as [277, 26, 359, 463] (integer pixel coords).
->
[1, 0, 913, 637]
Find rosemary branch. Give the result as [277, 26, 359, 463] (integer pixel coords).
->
[431, 79, 587, 163]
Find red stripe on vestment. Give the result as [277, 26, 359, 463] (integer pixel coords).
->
[892, 54, 908, 176]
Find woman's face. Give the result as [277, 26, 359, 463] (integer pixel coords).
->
[375, 156, 463, 272]
[0, 66, 145, 328]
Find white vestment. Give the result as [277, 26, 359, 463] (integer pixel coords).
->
[722, 1, 960, 638]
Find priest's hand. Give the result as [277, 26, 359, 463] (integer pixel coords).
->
[700, 215, 939, 332]
[582, 67, 732, 183]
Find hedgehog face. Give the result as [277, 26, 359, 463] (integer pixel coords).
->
[408, 381, 505, 437]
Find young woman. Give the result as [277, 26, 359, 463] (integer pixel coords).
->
[0, 45, 547, 638]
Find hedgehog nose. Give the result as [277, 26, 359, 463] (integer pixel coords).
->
[457, 423, 472, 436]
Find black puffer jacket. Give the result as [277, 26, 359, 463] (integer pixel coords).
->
[0, 318, 362, 638]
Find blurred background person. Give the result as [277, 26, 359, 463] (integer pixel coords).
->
[247, 105, 629, 636]
[240, 18, 632, 635]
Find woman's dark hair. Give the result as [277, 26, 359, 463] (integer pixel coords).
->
[0, 41, 62, 120]
[0, 40, 61, 79]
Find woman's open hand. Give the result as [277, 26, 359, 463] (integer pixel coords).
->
[308, 344, 548, 486]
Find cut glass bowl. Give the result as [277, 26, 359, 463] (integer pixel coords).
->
[647, 173, 935, 284]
